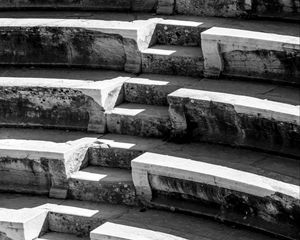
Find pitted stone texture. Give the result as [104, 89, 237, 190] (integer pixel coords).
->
[155, 21, 205, 46]
[142, 45, 203, 77]
[168, 89, 300, 157]
[0, 18, 161, 73]
[0, 86, 105, 132]
[68, 167, 137, 206]
[106, 103, 171, 138]
[124, 74, 199, 106]
[175, 0, 247, 17]
[0, 0, 132, 10]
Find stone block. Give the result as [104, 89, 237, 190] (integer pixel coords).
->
[201, 27, 300, 83]
[0, 208, 48, 240]
[131, 152, 300, 239]
[168, 88, 300, 157]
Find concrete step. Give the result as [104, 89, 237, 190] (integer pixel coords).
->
[141, 45, 203, 77]
[106, 103, 171, 138]
[68, 166, 137, 206]
[168, 87, 300, 157]
[0, 17, 158, 73]
[132, 152, 300, 239]
[0, 193, 284, 240]
[0, 127, 99, 198]
[0, 70, 129, 132]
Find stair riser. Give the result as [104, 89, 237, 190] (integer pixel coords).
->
[155, 23, 207, 46]
[0, 26, 141, 73]
[106, 113, 171, 138]
[142, 53, 203, 77]
[0, 86, 105, 133]
[147, 175, 300, 240]
[0, 0, 157, 11]
[124, 81, 180, 106]
[168, 96, 300, 157]
[175, 0, 299, 20]
[48, 212, 103, 236]
[68, 179, 137, 206]
[89, 147, 143, 169]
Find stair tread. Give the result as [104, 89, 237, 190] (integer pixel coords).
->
[142, 45, 203, 57]
[109, 103, 169, 118]
[126, 74, 300, 105]
[71, 166, 132, 183]
[96, 133, 300, 185]
[0, 11, 298, 37]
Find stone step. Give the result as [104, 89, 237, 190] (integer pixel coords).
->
[0, 18, 158, 73]
[124, 74, 199, 106]
[0, 193, 280, 240]
[174, 0, 300, 22]
[37, 232, 89, 240]
[89, 134, 163, 169]
[168, 88, 300, 157]
[106, 103, 171, 138]
[0, 71, 129, 132]
[123, 73, 300, 106]
[154, 19, 208, 46]
[201, 27, 300, 84]
[132, 152, 300, 239]
[68, 166, 137, 206]
[89, 133, 300, 184]
[141, 45, 203, 77]
[0, 0, 157, 12]
[1, 1, 299, 22]
[0, 127, 99, 198]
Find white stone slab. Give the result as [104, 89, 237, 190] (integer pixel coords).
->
[131, 152, 300, 201]
[91, 222, 187, 240]
[0, 208, 48, 240]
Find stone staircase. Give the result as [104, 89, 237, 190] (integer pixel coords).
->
[0, 2, 299, 240]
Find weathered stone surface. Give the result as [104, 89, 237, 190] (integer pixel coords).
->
[0, 208, 48, 240]
[106, 103, 171, 138]
[168, 89, 300, 157]
[68, 167, 137, 206]
[175, 0, 247, 17]
[0, 18, 160, 73]
[155, 20, 205, 46]
[142, 45, 203, 77]
[89, 143, 143, 169]
[201, 27, 300, 83]
[131, 152, 300, 239]
[0, 0, 133, 10]
[0, 86, 105, 132]
[0, 137, 96, 196]
[150, 175, 300, 240]
[132, 0, 157, 11]
[251, 0, 300, 17]
[157, 0, 174, 14]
